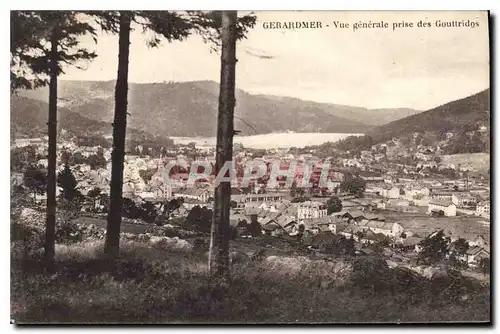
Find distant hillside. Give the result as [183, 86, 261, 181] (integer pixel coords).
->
[369, 89, 490, 143]
[10, 95, 154, 143]
[17, 80, 421, 137]
[333, 89, 490, 154]
[262, 96, 422, 126]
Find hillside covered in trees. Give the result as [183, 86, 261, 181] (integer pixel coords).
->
[10, 95, 173, 150]
[18, 80, 423, 137]
[335, 89, 490, 154]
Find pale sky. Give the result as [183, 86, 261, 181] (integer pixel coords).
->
[61, 11, 490, 110]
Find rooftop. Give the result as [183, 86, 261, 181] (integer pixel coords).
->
[428, 199, 455, 207]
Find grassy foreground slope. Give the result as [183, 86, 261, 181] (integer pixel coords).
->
[11, 237, 490, 324]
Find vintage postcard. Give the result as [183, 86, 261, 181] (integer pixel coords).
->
[10, 10, 490, 324]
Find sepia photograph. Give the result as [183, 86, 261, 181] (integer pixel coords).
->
[10, 10, 491, 324]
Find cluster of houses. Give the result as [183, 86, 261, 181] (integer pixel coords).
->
[248, 203, 490, 267]
[365, 181, 490, 218]
[13, 135, 490, 270]
[178, 186, 489, 268]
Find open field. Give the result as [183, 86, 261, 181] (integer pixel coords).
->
[440, 153, 490, 173]
[380, 210, 490, 240]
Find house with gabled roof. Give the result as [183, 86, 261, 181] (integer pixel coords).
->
[173, 187, 211, 203]
[315, 223, 333, 234]
[330, 210, 348, 217]
[361, 213, 386, 221]
[297, 200, 327, 219]
[244, 206, 260, 216]
[345, 210, 367, 223]
[310, 233, 342, 253]
[276, 215, 298, 233]
[257, 208, 268, 219]
[371, 199, 387, 210]
[357, 220, 404, 238]
[276, 201, 292, 213]
[182, 198, 213, 210]
[427, 199, 456, 217]
[429, 191, 459, 205]
[350, 198, 377, 212]
[338, 225, 365, 241]
[265, 211, 281, 222]
[332, 222, 349, 235]
[361, 231, 390, 245]
[454, 192, 478, 208]
[400, 236, 424, 253]
[464, 234, 488, 248]
[476, 201, 490, 217]
[262, 221, 287, 237]
[381, 185, 400, 199]
[303, 216, 335, 234]
[465, 247, 490, 267]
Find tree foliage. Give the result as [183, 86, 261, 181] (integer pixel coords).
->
[335, 135, 374, 152]
[340, 173, 366, 197]
[87, 187, 102, 210]
[11, 11, 97, 92]
[57, 163, 79, 201]
[75, 135, 112, 148]
[290, 180, 306, 198]
[445, 130, 487, 154]
[139, 169, 155, 183]
[140, 201, 158, 224]
[326, 196, 342, 214]
[418, 230, 451, 265]
[87, 152, 107, 170]
[161, 198, 183, 218]
[12, 11, 98, 267]
[23, 165, 47, 201]
[448, 238, 469, 270]
[186, 205, 213, 233]
[336, 235, 356, 256]
[97, 10, 256, 258]
[11, 145, 37, 171]
[88, 10, 256, 51]
[247, 214, 262, 237]
[349, 256, 391, 293]
[127, 135, 174, 158]
[479, 258, 490, 275]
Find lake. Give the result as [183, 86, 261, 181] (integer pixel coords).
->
[171, 132, 364, 149]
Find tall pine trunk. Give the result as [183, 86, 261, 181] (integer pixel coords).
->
[44, 27, 58, 267]
[104, 12, 131, 258]
[208, 11, 238, 278]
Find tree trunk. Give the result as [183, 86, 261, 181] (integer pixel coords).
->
[208, 11, 238, 278]
[104, 12, 131, 258]
[44, 27, 58, 268]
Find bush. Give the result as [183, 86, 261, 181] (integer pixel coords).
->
[11, 223, 45, 255]
[349, 256, 391, 293]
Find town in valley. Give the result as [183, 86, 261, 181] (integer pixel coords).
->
[10, 10, 491, 324]
[12, 90, 491, 278]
